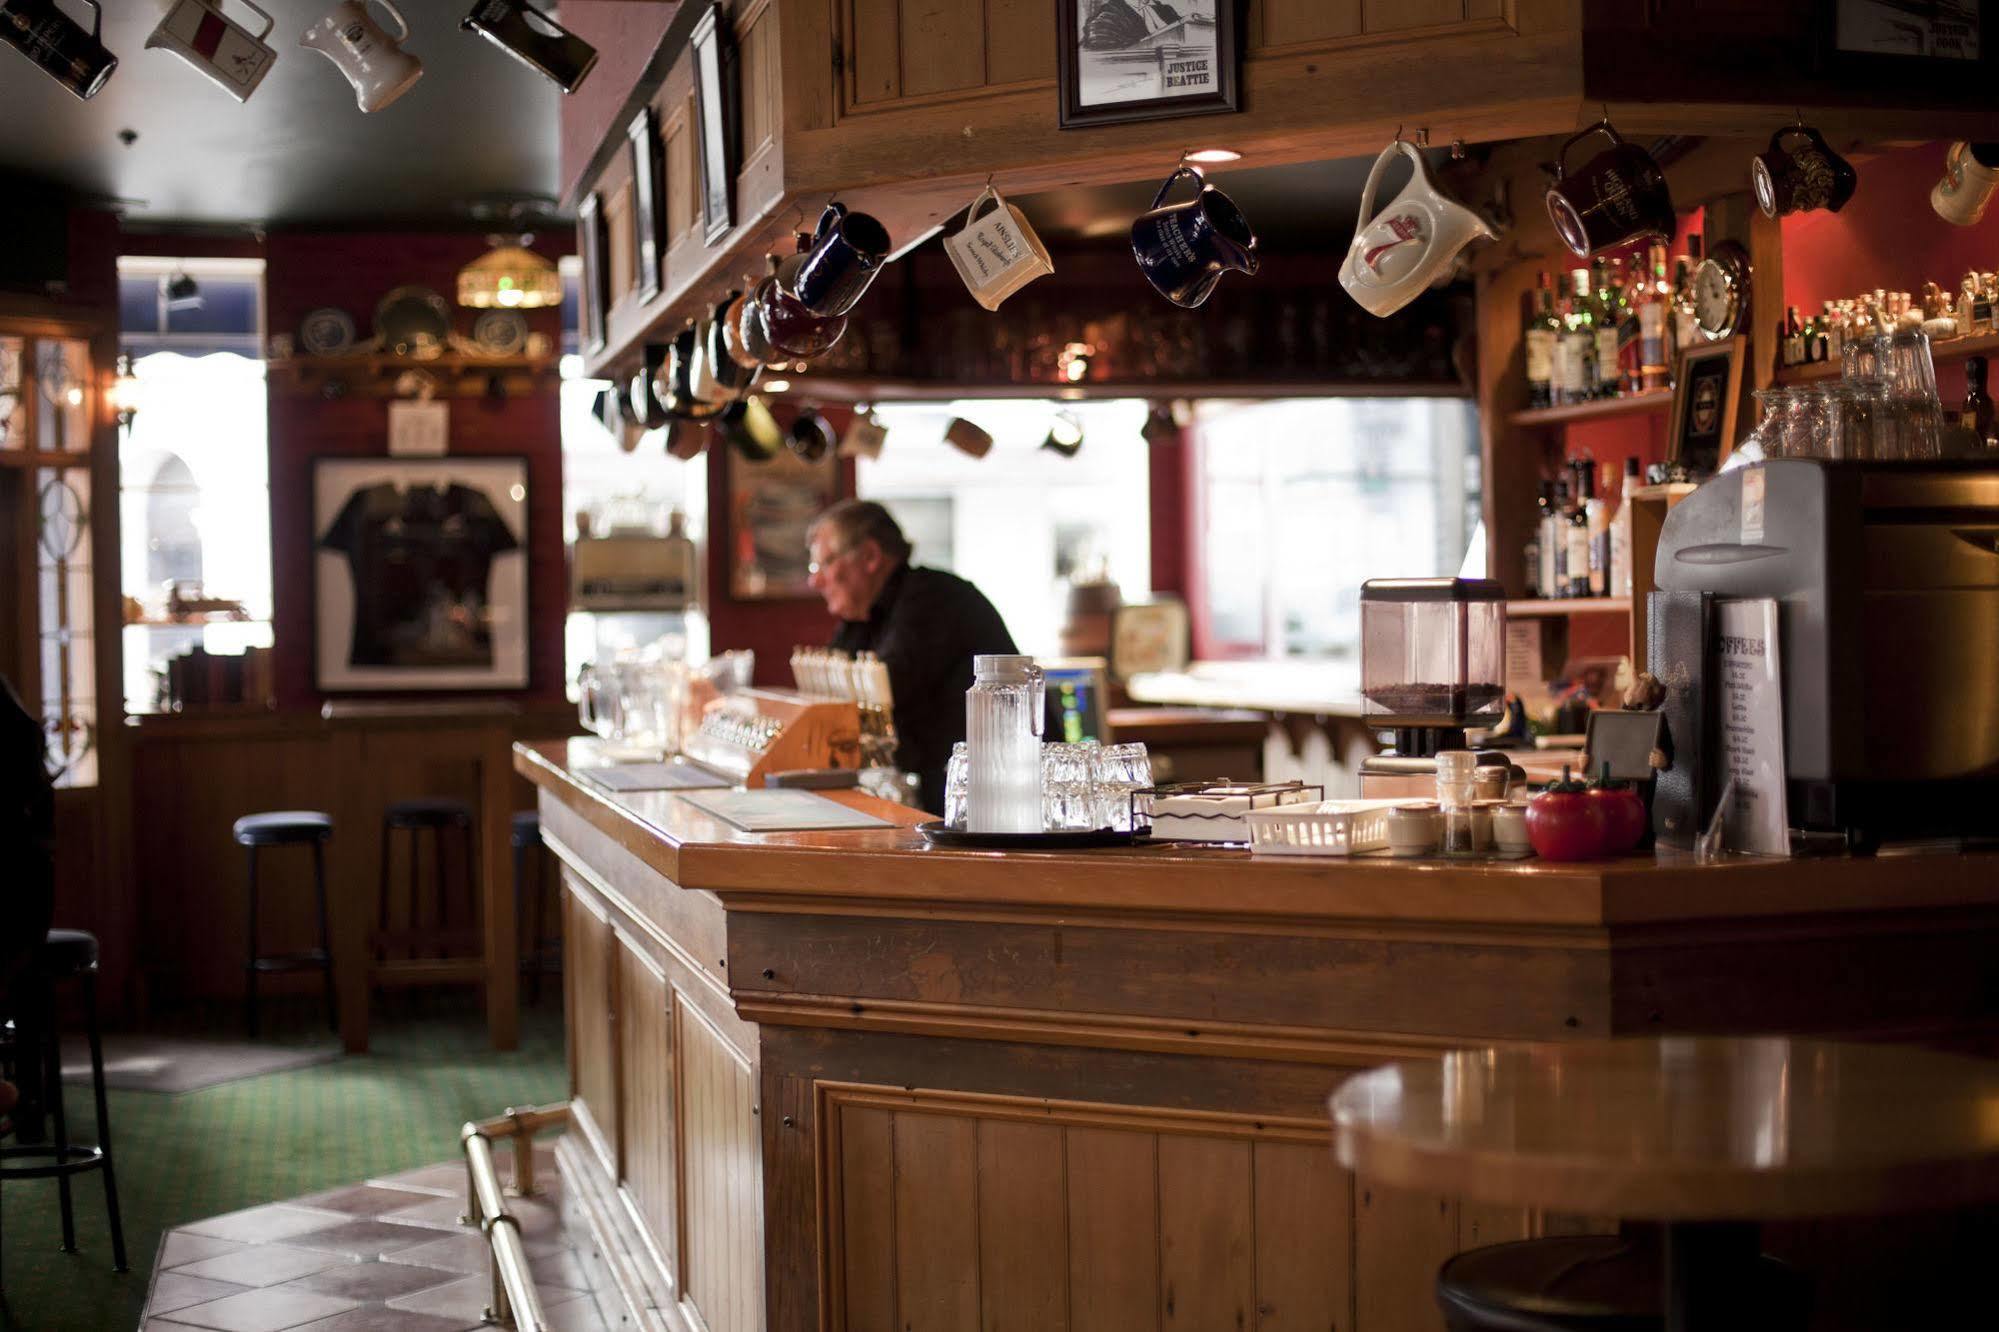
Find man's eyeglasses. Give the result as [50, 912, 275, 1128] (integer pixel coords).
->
[807, 546, 852, 577]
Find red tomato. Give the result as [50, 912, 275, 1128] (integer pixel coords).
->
[1526, 766, 1608, 861]
[1588, 785, 1648, 854]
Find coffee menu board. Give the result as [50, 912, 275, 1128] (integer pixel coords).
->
[1715, 597, 1789, 856]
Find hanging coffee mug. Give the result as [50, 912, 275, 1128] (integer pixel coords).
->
[461, 0, 597, 95]
[147, 0, 276, 102]
[1130, 164, 1259, 309]
[784, 204, 893, 317]
[628, 342, 672, 430]
[945, 185, 1055, 312]
[943, 416, 993, 459]
[839, 410, 887, 460]
[1931, 141, 1999, 227]
[1339, 139, 1498, 319]
[1545, 121, 1676, 258]
[1751, 125, 1856, 218]
[756, 275, 848, 360]
[300, 0, 422, 113]
[0, 0, 117, 100]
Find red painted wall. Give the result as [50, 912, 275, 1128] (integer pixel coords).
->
[263, 232, 570, 710]
[1781, 139, 1999, 402]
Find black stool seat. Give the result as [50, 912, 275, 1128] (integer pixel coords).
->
[233, 810, 333, 846]
[41, 928, 98, 975]
[510, 810, 540, 848]
[1438, 1234, 1807, 1332]
[386, 798, 474, 830]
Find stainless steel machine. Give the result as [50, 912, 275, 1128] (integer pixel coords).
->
[1649, 459, 1999, 848]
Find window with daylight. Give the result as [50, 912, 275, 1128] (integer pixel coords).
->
[116, 257, 272, 715]
[1194, 397, 1481, 662]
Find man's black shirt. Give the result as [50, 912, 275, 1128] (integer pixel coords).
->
[829, 563, 1017, 815]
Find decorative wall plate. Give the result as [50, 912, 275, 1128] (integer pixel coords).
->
[472, 310, 530, 357]
[299, 307, 357, 356]
[374, 287, 452, 360]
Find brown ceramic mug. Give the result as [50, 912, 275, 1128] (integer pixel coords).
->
[1545, 121, 1676, 258]
[755, 275, 847, 360]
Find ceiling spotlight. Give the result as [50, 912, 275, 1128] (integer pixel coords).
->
[1040, 412, 1084, 459]
[762, 378, 791, 394]
[1184, 148, 1242, 164]
[165, 273, 203, 311]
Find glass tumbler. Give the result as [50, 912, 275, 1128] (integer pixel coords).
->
[1041, 741, 1099, 832]
[944, 742, 969, 829]
[1092, 742, 1154, 831]
[1779, 387, 1828, 459]
[1841, 332, 1886, 386]
[1742, 388, 1792, 461]
[1879, 328, 1945, 460]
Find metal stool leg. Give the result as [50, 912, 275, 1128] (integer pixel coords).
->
[245, 844, 261, 1039]
[81, 969, 127, 1273]
[529, 837, 550, 1004]
[313, 838, 336, 1033]
[45, 1007, 74, 1253]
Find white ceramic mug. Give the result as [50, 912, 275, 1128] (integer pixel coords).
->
[147, 0, 278, 103]
[1339, 140, 1497, 318]
[945, 186, 1055, 311]
[300, 0, 422, 113]
[1931, 141, 1999, 227]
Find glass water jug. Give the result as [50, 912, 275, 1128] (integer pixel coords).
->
[965, 654, 1043, 833]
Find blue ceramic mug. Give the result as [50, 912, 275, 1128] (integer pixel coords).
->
[785, 203, 893, 317]
[1130, 165, 1259, 309]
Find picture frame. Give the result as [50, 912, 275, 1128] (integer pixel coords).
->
[1667, 336, 1744, 476]
[690, 2, 738, 245]
[312, 456, 529, 692]
[1815, 0, 1994, 86]
[1058, 0, 1240, 130]
[578, 191, 608, 354]
[628, 105, 664, 303]
[726, 435, 840, 601]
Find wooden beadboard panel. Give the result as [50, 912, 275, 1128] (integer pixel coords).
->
[984, 0, 1055, 86]
[740, 4, 780, 158]
[897, 0, 984, 98]
[822, 1089, 1347, 1332]
[616, 931, 678, 1280]
[676, 996, 763, 1332]
[1354, 1182, 1459, 1332]
[846, 0, 900, 105]
[606, 178, 638, 305]
[1363, 0, 1476, 31]
[663, 98, 697, 248]
[1255, 0, 1362, 48]
[565, 873, 620, 1180]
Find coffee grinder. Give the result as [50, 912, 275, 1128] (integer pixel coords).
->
[1356, 578, 1517, 798]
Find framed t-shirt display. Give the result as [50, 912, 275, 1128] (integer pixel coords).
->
[313, 456, 529, 691]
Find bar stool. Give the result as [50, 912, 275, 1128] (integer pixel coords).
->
[512, 811, 560, 1003]
[1332, 1037, 1999, 1332]
[232, 809, 335, 1038]
[379, 798, 477, 960]
[0, 928, 127, 1275]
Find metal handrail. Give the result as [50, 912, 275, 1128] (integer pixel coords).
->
[460, 1103, 572, 1331]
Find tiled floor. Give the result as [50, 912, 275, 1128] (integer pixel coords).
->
[139, 1144, 609, 1332]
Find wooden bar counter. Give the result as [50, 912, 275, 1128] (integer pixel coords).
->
[517, 738, 1999, 1332]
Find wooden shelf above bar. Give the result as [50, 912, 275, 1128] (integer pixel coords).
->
[1508, 597, 1633, 617]
[776, 373, 1473, 404]
[267, 352, 560, 398]
[1774, 328, 1999, 385]
[1507, 391, 1673, 427]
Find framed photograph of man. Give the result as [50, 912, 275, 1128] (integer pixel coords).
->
[1058, 0, 1239, 129]
[313, 456, 530, 691]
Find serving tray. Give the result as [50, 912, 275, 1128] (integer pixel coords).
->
[915, 821, 1137, 850]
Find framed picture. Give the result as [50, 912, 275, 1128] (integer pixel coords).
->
[727, 438, 839, 601]
[1667, 337, 1744, 476]
[578, 191, 608, 354]
[1058, 0, 1239, 130]
[628, 106, 664, 303]
[1833, 0, 1979, 60]
[313, 456, 529, 691]
[690, 2, 737, 244]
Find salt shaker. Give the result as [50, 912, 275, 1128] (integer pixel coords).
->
[1435, 749, 1477, 856]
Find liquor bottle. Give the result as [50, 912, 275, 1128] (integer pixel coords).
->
[1962, 355, 1997, 450]
[1524, 272, 1559, 409]
[1638, 244, 1670, 392]
[1581, 460, 1608, 597]
[1593, 258, 1624, 400]
[1559, 268, 1596, 405]
[1534, 479, 1557, 597]
[1609, 457, 1640, 598]
[1822, 300, 1845, 362]
[1565, 463, 1592, 599]
[1548, 476, 1572, 597]
[661, 509, 697, 611]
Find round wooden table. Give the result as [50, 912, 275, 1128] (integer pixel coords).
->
[1331, 1037, 1999, 1331]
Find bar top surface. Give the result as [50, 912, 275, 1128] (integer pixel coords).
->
[517, 739, 1999, 928]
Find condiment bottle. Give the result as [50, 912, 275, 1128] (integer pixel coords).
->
[1436, 749, 1477, 856]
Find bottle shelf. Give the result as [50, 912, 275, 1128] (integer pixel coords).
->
[1773, 328, 1999, 385]
[1507, 391, 1673, 427]
[1508, 597, 1633, 617]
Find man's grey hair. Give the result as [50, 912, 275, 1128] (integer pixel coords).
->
[810, 499, 912, 562]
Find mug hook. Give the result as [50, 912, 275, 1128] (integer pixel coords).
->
[1393, 124, 1404, 143]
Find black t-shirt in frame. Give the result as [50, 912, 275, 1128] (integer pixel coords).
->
[319, 481, 520, 669]
[829, 563, 1018, 815]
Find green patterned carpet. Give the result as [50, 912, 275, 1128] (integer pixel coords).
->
[1, 993, 565, 1331]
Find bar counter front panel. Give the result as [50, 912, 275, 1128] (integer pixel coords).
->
[518, 740, 1999, 1332]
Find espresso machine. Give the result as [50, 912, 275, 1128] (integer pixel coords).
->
[1356, 578, 1519, 798]
[1649, 459, 1999, 849]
